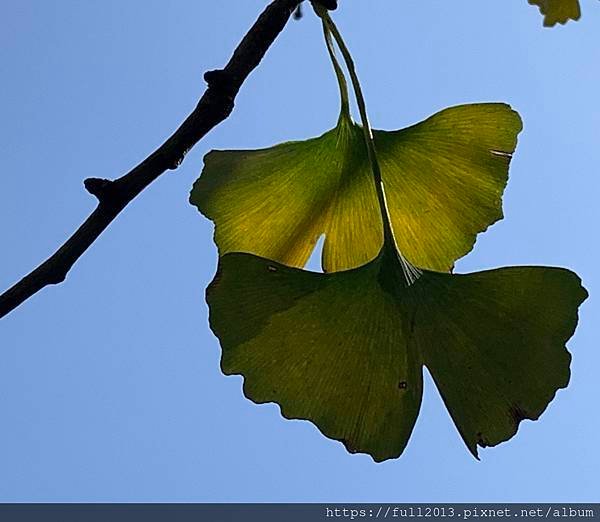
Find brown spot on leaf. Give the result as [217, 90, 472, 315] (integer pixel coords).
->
[398, 381, 408, 390]
[476, 431, 490, 448]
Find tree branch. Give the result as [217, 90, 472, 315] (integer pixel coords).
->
[0, 0, 336, 319]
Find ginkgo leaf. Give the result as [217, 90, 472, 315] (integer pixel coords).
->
[191, 103, 522, 273]
[529, 0, 581, 26]
[206, 246, 587, 462]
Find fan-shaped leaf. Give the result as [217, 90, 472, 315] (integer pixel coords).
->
[206, 247, 586, 461]
[191, 104, 522, 273]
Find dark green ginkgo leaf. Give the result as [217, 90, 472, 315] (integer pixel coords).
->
[206, 245, 587, 462]
[191, 104, 522, 273]
[529, 0, 581, 26]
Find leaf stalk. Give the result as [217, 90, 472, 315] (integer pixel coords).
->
[316, 6, 420, 281]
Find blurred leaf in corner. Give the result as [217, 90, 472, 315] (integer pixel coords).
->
[529, 0, 582, 26]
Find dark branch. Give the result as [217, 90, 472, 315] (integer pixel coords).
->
[0, 0, 337, 319]
[84, 178, 115, 201]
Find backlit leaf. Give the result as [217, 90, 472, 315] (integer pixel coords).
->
[191, 104, 522, 273]
[206, 246, 587, 461]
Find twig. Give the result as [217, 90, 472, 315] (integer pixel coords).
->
[0, 0, 336, 319]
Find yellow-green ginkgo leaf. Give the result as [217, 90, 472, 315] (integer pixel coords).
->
[206, 245, 587, 461]
[191, 103, 522, 273]
[529, 0, 581, 26]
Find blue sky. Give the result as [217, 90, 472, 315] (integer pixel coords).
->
[0, 0, 598, 502]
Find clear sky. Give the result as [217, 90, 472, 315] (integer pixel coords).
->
[0, 0, 598, 502]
